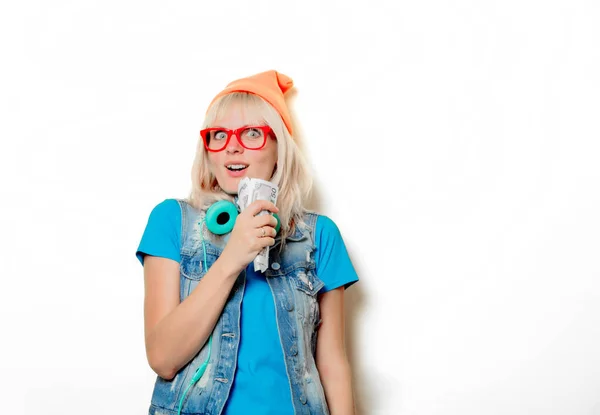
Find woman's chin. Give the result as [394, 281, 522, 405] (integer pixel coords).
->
[221, 177, 243, 194]
[220, 171, 272, 194]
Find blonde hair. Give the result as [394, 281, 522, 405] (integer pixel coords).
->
[185, 92, 313, 245]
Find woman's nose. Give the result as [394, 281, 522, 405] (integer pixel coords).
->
[226, 133, 243, 153]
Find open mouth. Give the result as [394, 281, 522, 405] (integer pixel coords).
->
[226, 164, 248, 172]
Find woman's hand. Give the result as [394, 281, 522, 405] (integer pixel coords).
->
[218, 199, 279, 276]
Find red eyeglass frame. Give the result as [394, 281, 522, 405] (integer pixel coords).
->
[200, 125, 274, 152]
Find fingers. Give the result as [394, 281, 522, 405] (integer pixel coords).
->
[253, 213, 278, 229]
[221, 200, 278, 273]
[257, 232, 276, 247]
[245, 200, 279, 217]
[257, 225, 277, 239]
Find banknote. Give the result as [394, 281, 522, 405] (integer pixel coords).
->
[237, 178, 279, 273]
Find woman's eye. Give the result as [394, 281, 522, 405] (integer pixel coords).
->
[214, 131, 228, 140]
[244, 128, 261, 138]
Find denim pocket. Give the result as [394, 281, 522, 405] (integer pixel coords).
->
[292, 269, 324, 328]
[180, 254, 204, 280]
[179, 249, 220, 300]
[292, 269, 325, 296]
[180, 248, 219, 281]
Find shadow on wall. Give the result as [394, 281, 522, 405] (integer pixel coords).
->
[289, 95, 372, 415]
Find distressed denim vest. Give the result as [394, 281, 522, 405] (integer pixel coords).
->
[148, 200, 330, 415]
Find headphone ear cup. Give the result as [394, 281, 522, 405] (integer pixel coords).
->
[273, 213, 281, 234]
[206, 200, 238, 235]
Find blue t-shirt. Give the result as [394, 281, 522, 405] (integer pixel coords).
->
[136, 199, 359, 414]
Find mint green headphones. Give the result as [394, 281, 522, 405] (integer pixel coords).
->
[205, 200, 281, 235]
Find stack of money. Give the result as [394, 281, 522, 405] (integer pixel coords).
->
[237, 177, 279, 273]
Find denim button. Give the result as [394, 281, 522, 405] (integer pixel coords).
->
[290, 344, 298, 356]
[299, 394, 307, 404]
[271, 262, 280, 270]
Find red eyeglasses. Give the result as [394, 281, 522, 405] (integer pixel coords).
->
[200, 125, 273, 152]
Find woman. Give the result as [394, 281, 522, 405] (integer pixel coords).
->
[136, 70, 359, 414]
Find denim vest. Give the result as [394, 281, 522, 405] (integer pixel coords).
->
[148, 200, 330, 415]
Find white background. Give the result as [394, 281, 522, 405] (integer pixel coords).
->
[1, 0, 599, 414]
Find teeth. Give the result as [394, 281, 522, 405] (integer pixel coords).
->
[227, 164, 248, 171]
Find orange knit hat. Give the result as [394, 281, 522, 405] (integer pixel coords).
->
[207, 70, 295, 135]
